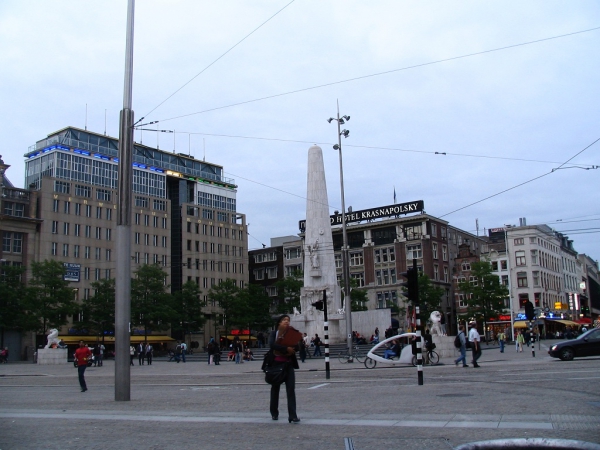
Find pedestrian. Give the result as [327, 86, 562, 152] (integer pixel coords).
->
[92, 345, 101, 367]
[257, 331, 265, 349]
[312, 334, 322, 357]
[234, 337, 243, 364]
[74, 341, 92, 392]
[468, 321, 481, 368]
[138, 342, 145, 365]
[454, 325, 469, 367]
[517, 331, 525, 352]
[0, 347, 9, 363]
[207, 337, 217, 365]
[145, 342, 153, 365]
[97, 343, 105, 366]
[129, 345, 135, 366]
[174, 341, 182, 363]
[267, 314, 300, 423]
[423, 328, 433, 364]
[180, 341, 187, 363]
[299, 335, 307, 363]
[384, 339, 400, 359]
[498, 330, 506, 353]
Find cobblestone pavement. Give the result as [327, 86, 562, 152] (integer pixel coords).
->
[1, 340, 599, 449]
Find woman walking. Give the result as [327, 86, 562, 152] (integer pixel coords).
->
[268, 314, 300, 423]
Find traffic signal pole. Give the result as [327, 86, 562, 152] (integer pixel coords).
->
[312, 290, 330, 379]
[401, 259, 422, 385]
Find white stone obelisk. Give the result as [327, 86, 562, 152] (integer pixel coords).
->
[292, 145, 342, 340]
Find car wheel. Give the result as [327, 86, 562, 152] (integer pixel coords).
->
[559, 347, 575, 361]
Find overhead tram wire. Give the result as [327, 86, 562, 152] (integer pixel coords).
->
[137, 0, 296, 124]
[169, 130, 599, 168]
[439, 136, 600, 219]
[152, 26, 600, 125]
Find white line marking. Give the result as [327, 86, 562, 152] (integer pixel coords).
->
[308, 383, 329, 389]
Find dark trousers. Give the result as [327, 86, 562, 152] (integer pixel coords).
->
[77, 365, 87, 390]
[130, 355, 135, 366]
[138, 353, 144, 365]
[269, 366, 297, 420]
[472, 346, 482, 365]
[146, 353, 152, 365]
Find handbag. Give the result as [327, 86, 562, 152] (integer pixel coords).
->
[264, 362, 288, 385]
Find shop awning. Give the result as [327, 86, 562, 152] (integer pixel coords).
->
[224, 335, 256, 341]
[58, 335, 174, 344]
[547, 319, 579, 326]
[513, 321, 529, 329]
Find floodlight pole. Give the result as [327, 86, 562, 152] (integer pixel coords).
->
[115, 0, 135, 401]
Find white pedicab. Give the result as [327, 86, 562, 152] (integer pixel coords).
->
[364, 333, 417, 369]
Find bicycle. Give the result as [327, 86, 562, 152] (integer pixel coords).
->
[338, 346, 365, 364]
[411, 349, 439, 366]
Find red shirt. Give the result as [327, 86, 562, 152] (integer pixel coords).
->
[75, 347, 92, 366]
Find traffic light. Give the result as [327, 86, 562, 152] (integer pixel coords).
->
[525, 301, 535, 321]
[312, 300, 324, 311]
[400, 267, 419, 303]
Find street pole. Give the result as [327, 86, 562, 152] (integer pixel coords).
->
[115, 0, 135, 402]
[323, 290, 330, 379]
[331, 101, 353, 360]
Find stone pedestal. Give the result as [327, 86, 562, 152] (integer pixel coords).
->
[37, 348, 69, 365]
[432, 335, 455, 358]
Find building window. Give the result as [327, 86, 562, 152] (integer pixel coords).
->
[432, 243, 438, 259]
[153, 199, 166, 211]
[350, 272, 364, 287]
[254, 268, 264, 280]
[95, 227, 102, 240]
[457, 294, 467, 308]
[85, 246, 90, 259]
[95, 248, 101, 260]
[406, 244, 422, 260]
[64, 201, 70, 214]
[350, 252, 363, 266]
[144, 215, 150, 226]
[96, 206, 102, 219]
[443, 266, 449, 282]
[54, 180, 70, 194]
[53, 199, 59, 212]
[285, 247, 302, 259]
[517, 272, 528, 287]
[515, 251, 526, 266]
[442, 245, 448, 261]
[501, 275, 508, 286]
[51, 242, 57, 256]
[52, 221, 59, 234]
[433, 264, 439, 281]
[532, 271, 540, 287]
[74, 224, 80, 237]
[74, 245, 80, 258]
[75, 203, 81, 215]
[63, 244, 69, 257]
[85, 205, 92, 217]
[84, 267, 90, 280]
[514, 238, 524, 245]
[75, 184, 91, 198]
[492, 261, 498, 271]
[431, 223, 437, 237]
[106, 249, 111, 261]
[266, 286, 278, 297]
[162, 217, 167, 229]
[531, 250, 538, 265]
[106, 228, 112, 241]
[462, 262, 471, 271]
[97, 189, 111, 202]
[501, 260, 508, 270]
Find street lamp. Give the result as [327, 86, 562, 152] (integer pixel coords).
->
[328, 101, 353, 359]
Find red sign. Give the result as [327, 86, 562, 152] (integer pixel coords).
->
[489, 315, 511, 322]
[230, 329, 251, 335]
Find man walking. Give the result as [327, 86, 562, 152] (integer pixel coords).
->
[454, 325, 469, 367]
[498, 330, 506, 353]
[468, 321, 481, 368]
[145, 342, 153, 365]
[74, 341, 92, 392]
[313, 334, 322, 357]
[138, 342, 145, 365]
[180, 341, 187, 363]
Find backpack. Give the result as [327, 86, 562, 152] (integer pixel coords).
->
[454, 332, 462, 349]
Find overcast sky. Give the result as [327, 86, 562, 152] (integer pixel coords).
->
[1, 1, 599, 260]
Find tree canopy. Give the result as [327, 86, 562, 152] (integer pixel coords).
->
[80, 278, 115, 337]
[22, 260, 78, 334]
[274, 270, 303, 314]
[131, 264, 175, 336]
[171, 279, 205, 338]
[457, 261, 509, 325]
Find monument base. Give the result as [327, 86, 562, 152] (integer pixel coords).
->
[432, 335, 455, 358]
[37, 348, 69, 365]
[290, 309, 391, 344]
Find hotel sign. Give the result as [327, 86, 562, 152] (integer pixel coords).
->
[299, 200, 424, 231]
[63, 263, 81, 282]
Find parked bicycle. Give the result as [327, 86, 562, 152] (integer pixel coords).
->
[411, 349, 439, 366]
[338, 346, 365, 364]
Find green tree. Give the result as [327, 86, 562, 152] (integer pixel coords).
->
[131, 264, 175, 338]
[171, 280, 205, 341]
[80, 278, 115, 338]
[207, 279, 243, 333]
[457, 261, 509, 330]
[274, 270, 303, 314]
[239, 284, 273, 331]
[0, 265, 27, 346]
[23, 260, 78, 335]
[417, 274, 445, 325]
[348, 279, 368, 312]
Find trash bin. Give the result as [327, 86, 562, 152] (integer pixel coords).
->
[455, 438, 600, 450]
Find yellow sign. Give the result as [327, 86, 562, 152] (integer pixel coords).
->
[554, 302, 568, 310]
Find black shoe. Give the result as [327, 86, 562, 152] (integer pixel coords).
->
[473, 363, 480, 368]
[288, 418, 300, 424]
[81, 388, 87, 392]
[271, 415, 278, 421]
[463, 365, 469, 367]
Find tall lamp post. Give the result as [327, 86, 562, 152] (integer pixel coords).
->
[328, 102, 353, 358]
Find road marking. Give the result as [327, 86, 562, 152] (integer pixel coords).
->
[308, 383, 329, 389]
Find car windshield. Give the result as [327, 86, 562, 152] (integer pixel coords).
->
[578, 328, 600, 340]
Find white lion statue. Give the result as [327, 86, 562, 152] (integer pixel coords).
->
[293, 306, 301, 316]
[45, 329, 61, 349]
[429, 311, 444, 336]
[336, 308, 345, 315]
